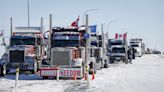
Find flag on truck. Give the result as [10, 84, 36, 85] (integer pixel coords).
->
[115, 32, 127, 40]
[71, 16, 79, 27]
[123, 32, 127, 39]
[89, 25, 97, 33]
[84, 33, 89, 39]
[0, 30, 4, 37]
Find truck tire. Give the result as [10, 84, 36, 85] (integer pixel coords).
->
[124, 59, 128, 64]
[109, 59, 114, 64]
[42, 76, 48, 79]
[32, 62, 38, 74]
[104, 64, 108, 68]
[0, 65, 6, 76]
[104, 59, 109, 68]
[0, 66, 2, 76]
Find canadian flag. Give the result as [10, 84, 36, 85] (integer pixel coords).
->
[123, 32, 127, 39]
[115, 33, 118, 39]
[71, 16, 79, 27]
[115, 32, 127, 39]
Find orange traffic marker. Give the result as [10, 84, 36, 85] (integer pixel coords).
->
[92, 71, 95, 80]
[73, 73, 77, 80]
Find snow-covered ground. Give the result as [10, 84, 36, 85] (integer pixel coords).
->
[0, 54, 164, 92]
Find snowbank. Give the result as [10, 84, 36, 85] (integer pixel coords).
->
[0, 54, 164, 92]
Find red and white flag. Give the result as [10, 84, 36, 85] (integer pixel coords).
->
[123, 32, 127, 39]
[115, 32, 127, 40]
[115, 33, 118, 39]
[71, 16, 79, 27]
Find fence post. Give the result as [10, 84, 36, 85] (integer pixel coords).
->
[15, 65, 19, 88]
[56, 66, 60, 81]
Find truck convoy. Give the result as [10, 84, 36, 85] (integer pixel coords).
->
[130, 38, 145, 57]
[0, 14, 146, 79]
[0, 26, 44, 76]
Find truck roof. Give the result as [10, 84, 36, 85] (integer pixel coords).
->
[14, 27, 43, 33]
[130, 38, 142, 42]
[11, 35, 35, 39]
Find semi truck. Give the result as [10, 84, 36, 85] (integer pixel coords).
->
[130, 38, 144, 57]
[39, 26, 98, 78]
[90, 33, 109, 70]
[107, 38, 128, 63]
[0, 26, 44, 76]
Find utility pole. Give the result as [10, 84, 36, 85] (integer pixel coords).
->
[85, 14, 90, 86]
[49, 14, 52, 67]
[101, 24, 105, 64]
[41, 17, 44, 33]
[10, 17, 13, 36]
[82, 9, 98, 25]
[40, 17, 44, 65]
[27, 0, 30, 27]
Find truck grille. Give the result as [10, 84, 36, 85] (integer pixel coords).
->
[10, 50, 24, 63]
[51, 49, 70, 66]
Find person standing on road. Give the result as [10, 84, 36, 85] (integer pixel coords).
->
[132, 48, 136, 59]
[128, 47, 133, 64]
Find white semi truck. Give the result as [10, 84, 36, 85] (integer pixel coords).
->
[107, 38, 128, 63]
[130, 38, 144, 57]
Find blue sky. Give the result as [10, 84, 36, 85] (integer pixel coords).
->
[0, 0, 164, 52]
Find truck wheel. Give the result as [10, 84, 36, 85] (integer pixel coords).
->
[32, 62, 38, 74]
[104, 64, 108, 68]
[124, 59, 128, 64]
[0, 66, 2, 76]
[42, 76, 48, 79]
[0, 65, 6, 76]
[104, 59, 109, 68]
[110, 59, 114, 64]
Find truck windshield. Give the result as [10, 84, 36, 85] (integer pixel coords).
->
[52, 40, 79, 47]
[10, 36, 35, 45]
[131, 44, 139, 47]
[111, 41, 123, 45]
[112, 48, 125, 53]
[109, 40, 123, 46]
[52, 34, 79, 47]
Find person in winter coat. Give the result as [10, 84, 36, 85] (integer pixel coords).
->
[128, 47, 133, 64]
[132, 48, 136, 59]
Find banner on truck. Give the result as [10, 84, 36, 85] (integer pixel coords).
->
[40, 68, 83, 78]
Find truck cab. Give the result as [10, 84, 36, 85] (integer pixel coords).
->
[40, 27, 86, 78]
[1, 27, 44, 75]
[130, 38, 143, 57]
[108, 39, 128, 63]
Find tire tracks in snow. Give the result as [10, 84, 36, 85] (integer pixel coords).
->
[64, 81, 89, 92]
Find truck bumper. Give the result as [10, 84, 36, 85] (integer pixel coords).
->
[6, 63, 34, 72]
